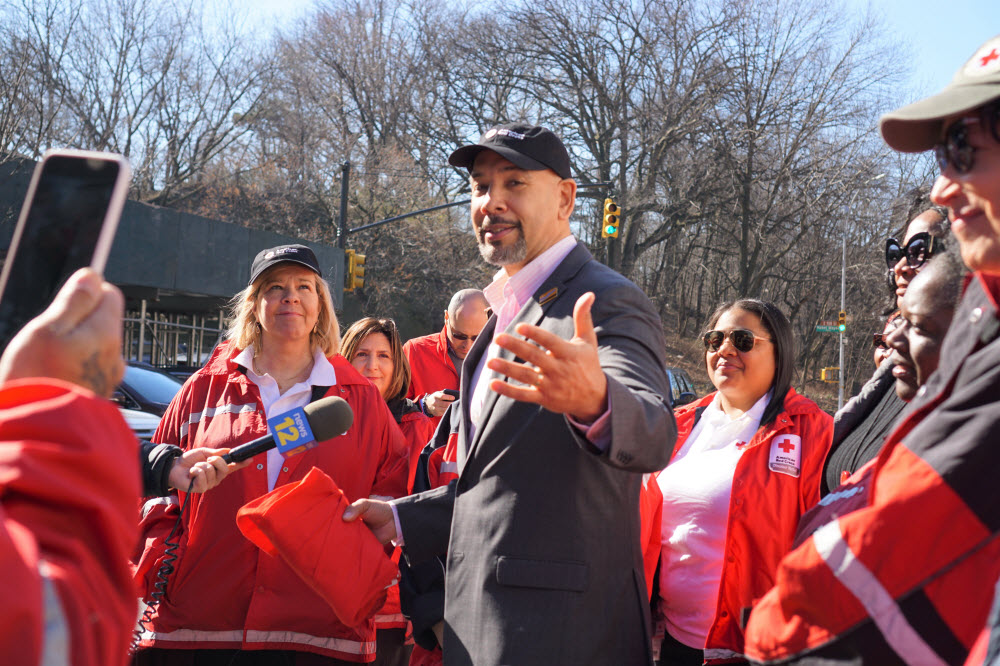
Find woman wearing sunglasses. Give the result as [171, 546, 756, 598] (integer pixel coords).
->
[885, 204, 949, 308]
[822, 195, 952, 496]
[652, 299, 831, 666]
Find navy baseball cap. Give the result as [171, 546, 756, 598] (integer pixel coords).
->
[449, 123, 572, 179]
[249, 244, 322, 285]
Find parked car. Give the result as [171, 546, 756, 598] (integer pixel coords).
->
[119, 407, 162, 440]
[112, 361, 183, 417]
[111, 362, 183, 440]
[665, 366, 697, 407]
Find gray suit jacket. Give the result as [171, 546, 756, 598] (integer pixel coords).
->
[394, 243, 676, 665]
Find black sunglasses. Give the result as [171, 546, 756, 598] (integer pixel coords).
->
[449, 326, 479, 342]
[702, 328, 771, 353]
[934, 102, 1000, 174]
[885, 232, 942, 270]
[873, 333, 888, 350]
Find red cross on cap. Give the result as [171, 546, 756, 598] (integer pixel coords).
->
[980, 48, 1000, 68]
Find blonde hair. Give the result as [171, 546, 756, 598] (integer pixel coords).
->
[226, 267, 340, 356]
[340, 317, 410, 401]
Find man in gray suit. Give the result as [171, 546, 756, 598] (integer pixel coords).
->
[345, 123, 676, 665]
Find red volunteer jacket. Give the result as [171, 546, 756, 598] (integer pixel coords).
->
[745, 274, 1000, 666]
[132, 343, 409, 662]
[0, 379, 140, 666]
[403, 328, 457, 429]
[639, 473, 663, 601]
[662, 388, 832, 663]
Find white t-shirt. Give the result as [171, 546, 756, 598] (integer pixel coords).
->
[656, 390, 771, 649]
[233, 345, 337, 491]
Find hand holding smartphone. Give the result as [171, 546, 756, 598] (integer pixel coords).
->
[0, 149, 130, 350]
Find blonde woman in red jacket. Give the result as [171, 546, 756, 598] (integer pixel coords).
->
[654, 299, 832, 665]
[132, 246, 409, 665]
[341, 317, 435, 666]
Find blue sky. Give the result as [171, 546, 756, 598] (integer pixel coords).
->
[240, 0, 998, 102]
[862, 0, 999, 100]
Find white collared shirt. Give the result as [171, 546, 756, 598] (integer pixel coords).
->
[656, 390, 771, 648]
[468, 235, 578, 439]
[233, 345, 338, 491]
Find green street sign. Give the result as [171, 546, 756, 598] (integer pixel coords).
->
[816, 325, 839, 332]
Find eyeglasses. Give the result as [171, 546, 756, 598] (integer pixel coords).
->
[873, 315, 903, 349]
[934, 102, 1000, 174]
[702, 328, 771, 353]
[449, 327, 479, 342]
[885, 232, 942, 270]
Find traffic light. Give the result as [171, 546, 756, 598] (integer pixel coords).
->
[352, 251, 365, 290]
[837, 310, 847, 332]
[821, 367, 839, 383]
[344, 249, 366, 292]
[601, 198, 620, 238]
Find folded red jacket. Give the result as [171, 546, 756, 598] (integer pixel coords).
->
[236, 466, 397, 627]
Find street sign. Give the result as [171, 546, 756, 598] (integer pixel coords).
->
[816, 325, 839, 332]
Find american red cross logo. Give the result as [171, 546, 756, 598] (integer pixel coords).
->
[778, 439, 796, 453]
[981, 49, 999, 67]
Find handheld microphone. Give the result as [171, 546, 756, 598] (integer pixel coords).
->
[222, 396, 354, 464]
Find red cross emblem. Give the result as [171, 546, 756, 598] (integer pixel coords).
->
[981, 48, 999, 67]
[778, 439, 796, 454]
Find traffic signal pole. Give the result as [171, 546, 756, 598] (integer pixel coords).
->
[839, 231, 846, 411]
[338, 161, 350, 248]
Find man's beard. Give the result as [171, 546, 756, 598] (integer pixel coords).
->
[477, 224, 527, 267]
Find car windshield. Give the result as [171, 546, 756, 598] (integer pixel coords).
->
[124, 365, 182, 405]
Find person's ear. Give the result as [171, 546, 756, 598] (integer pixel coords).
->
[558, 178, 577, 220]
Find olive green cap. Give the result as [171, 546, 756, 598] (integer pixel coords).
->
[880, 35, 1000, 153]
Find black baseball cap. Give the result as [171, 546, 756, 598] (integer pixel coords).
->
[448, 123, 572, 179]
[249, 244, 322, 286]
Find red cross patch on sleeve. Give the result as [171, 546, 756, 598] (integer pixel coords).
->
[769, 434, 801, 477]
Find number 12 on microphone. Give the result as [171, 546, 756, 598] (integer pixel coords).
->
[268, 407, 318, 457]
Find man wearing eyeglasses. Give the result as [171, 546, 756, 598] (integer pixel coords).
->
[744, 34, 1000, 666]
[405, 289, 489, 423]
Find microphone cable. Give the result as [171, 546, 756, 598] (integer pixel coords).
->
[130, 477, 194, 655]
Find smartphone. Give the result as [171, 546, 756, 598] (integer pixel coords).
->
[0, 149, 131, 349]
[442, 388, 460, 398]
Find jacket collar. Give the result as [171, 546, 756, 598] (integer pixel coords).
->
[203, 341, 366, 386]
[673, 387, 811, 457]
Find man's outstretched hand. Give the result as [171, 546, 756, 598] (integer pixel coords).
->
[487, 292, 608, 423]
